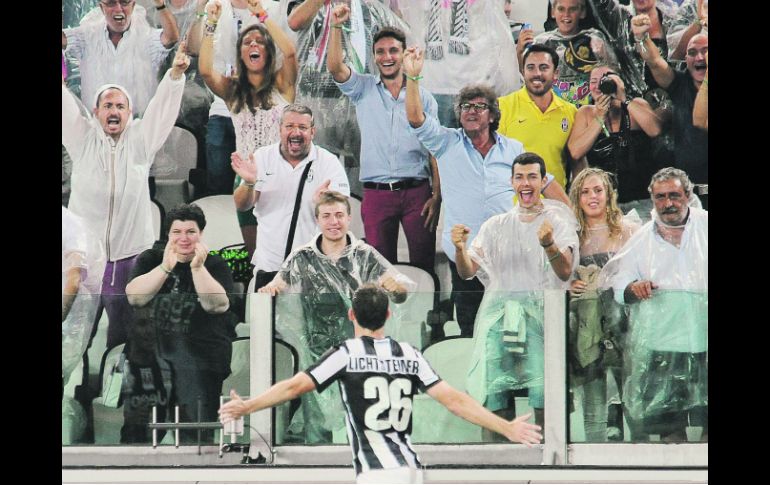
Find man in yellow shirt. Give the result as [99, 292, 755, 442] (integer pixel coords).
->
[498, 44, 582, 188]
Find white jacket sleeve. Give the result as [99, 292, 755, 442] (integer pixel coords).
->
[62, 84, 92, 158]
[140, 68, 186, 160]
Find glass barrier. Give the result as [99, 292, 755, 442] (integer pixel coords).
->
[567, 289, 708, 444]
[62, 286, 707, 460]
[62, 291, 249, 448]
[272, 290, 545, 446]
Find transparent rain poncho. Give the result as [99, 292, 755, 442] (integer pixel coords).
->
[569, 213, 640, 375]
[62, 206, 105, 385]
[597, 207, 708, 427]
[150, 0, 215, 142]
[279, 0, 409, 160]
[464, 201, 579, 411]
[394, 0, 521, 97]
[66, 4, 165, 117]
[273, 233, 415, 443]
[533, 28, 618, 107]
[586, 0, 697, 100]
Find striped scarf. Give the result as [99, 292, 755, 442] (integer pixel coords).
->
[425, 0, 473, 60]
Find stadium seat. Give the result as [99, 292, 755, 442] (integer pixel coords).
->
[152, 125, 199, 210]
[190, 194, 244, 250]
[411, 337, 481, 443]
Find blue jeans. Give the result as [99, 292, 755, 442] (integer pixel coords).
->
[205, 115, 236, 196]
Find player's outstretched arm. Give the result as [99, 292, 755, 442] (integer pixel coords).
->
[219, 372, 316, 423]
[427, 381, 543, 446]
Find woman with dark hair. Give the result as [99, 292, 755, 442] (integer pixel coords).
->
[199, 0, 297, 260]
[567, 167, 639, 442]
[200, 0, 297, 131]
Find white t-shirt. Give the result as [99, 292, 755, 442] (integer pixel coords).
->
[243, 143, 351, 271]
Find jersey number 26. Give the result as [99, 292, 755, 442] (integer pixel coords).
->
[363, 376, 412, 432]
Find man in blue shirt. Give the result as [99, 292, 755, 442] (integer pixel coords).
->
[326, 3, 440, 274]
[403, 47, 569, 338]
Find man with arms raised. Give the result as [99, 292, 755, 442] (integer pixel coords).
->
[403, 46, 569, 339]
[62, 45, 190, 348]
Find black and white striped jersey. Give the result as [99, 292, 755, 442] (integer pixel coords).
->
[305, 336, 442, 475]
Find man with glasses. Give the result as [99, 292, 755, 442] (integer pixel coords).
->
[498, 44, 580, 189]
[403, 47, 569, 339]
[635, 27, 708, 188]
[63, 0, 179, 116]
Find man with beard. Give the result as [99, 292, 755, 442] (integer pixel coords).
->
[498, 44, 580, 188]
[231, 104, 350, 290]
[403, 46, 569, 339]
[63, 0, 179, 116]
[259, 191, 415, 443]
[327, 3, 440, 275]
[454, 152, 578, 435]
[517, 0, 617, 108]
[599, 167, 707, 441]
[61, 45, 190, 348]
[635, 26, 708, 186]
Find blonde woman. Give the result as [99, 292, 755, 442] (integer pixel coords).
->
[568, 167, 639, 442]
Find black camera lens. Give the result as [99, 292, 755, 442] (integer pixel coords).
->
[599, 75, 617, 95]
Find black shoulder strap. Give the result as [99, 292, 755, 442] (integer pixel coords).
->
[284, 161, 313, 259]
[621, 102, 632, 132]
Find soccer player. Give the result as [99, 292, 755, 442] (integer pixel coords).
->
[219, 284, 542, 483]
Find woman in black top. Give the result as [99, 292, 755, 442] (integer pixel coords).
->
[568, 64, 663, 214]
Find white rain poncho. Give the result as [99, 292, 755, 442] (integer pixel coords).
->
[62, 206, 105, 385]
[395, 0, 520, 97]
[62, 69, 186, 262]
[279, 0, 408, 160]
[64, 4, 170, 116]
[464, 200, 579, 411]
[273, 232, 415, 443]
[597, 207, 707, 426]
